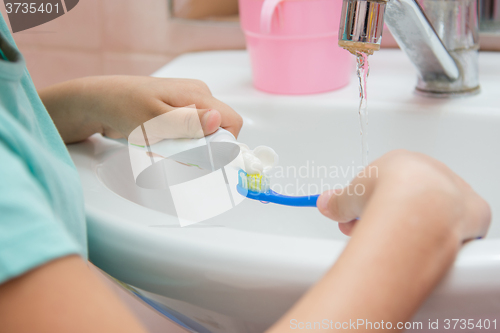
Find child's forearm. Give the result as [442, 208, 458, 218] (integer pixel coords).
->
[38, 77, 104, 144]
[0, 255, 148, 333]
[267, 196, 458, 332]
[267, 151, 490, 332]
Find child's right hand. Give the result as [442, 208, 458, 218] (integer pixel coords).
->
[317, 149, 491, 243]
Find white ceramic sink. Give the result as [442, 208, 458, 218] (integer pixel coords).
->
[69, 49, 500, 333]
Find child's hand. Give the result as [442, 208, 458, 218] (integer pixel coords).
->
[39, 76, 243, 144]
[268, 151, 491, 333]
[317, 150, 490, 242]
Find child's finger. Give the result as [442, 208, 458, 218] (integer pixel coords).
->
[317, 189, 358, 222]
[198, 109, 222, 136]
[195, 95, 243, 138]
[317, 175, 376, 223]
[339, 220, 358, 236]
[462, 192, 491, 241]
[127, 105, 209, 144]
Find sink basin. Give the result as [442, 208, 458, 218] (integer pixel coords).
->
[69, 49, 500, 333]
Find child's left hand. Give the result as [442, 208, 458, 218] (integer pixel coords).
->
[39, 76, 244, 144]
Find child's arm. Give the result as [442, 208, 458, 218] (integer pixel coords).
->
[38, 76, 243, 144]
[267, 150, 491, 332]
[0, 255, 148, 333]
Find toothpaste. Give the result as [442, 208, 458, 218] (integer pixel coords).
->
[238, 143, 278, 175]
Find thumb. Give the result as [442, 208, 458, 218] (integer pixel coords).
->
[198, 108, 222, 136]
[317, 179, 373, 223]
[317, 188, 360, 223]
[317, 166, 377, 222]
[317, 187, 363, 236]
[128, 107, 221, 145]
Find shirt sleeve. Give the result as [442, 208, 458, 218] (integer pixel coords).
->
[0, 140, 82, 284]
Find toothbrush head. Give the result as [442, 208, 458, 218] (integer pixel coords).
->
[237, 170, 270, 193]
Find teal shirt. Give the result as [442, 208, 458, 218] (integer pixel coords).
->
[0, 17, 87, 284]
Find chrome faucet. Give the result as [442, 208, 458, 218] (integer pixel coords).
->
[338, 0, 480, 97]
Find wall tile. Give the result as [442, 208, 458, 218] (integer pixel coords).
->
[103, 52, 175, 76]
[480, 35, 500, 51]
[1, 0, 249, 88]
[166, 20, 245, 54]
[5, 0, 103, 51]
[102, 0, 246, 55]
[102, 0, 170, 54]
[19, 47, 102, 89]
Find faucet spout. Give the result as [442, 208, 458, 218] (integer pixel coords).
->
[338, 0, 480, 97]
[338, 0, 387, 55]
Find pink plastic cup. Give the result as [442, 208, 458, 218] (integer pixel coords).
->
[239, 0, 352, 95]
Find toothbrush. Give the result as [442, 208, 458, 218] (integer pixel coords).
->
[236, 170, 319, 207]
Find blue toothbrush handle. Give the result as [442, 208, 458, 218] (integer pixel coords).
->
[264, 190, 320, 207]
[237, 185, 319, 207]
